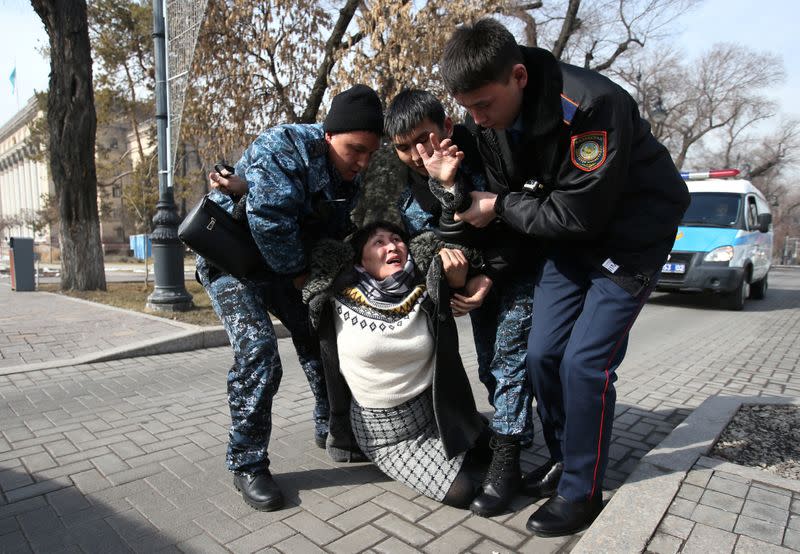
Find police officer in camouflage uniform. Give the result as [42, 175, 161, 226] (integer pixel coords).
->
[385, 89, 538, 517]
[197, 85, 383, 512]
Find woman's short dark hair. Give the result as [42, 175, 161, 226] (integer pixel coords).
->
[384, 89, 447, 139]
[439, 18, 523, 94]
[349, 220, 408, 264]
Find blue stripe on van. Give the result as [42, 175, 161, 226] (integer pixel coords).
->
[672, 227, 742, 253]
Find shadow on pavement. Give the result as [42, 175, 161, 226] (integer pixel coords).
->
[523, 402, 690, 487]
[0, 460, 391, 552]
[0, 468, 152, 552]
[275, 463, 390, 498]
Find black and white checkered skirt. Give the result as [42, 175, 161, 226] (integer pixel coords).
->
[350, 389, 465, 501]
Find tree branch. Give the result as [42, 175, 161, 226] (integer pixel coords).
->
[299, 0, 363, 123]
[551, 0, 581, 60]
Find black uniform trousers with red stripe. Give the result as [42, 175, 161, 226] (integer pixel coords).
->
[526, 251, 654, 503]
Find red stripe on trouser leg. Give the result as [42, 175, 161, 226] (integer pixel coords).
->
[588, 290, 651, 500]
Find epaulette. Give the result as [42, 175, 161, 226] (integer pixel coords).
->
[561, 94, 579, 125]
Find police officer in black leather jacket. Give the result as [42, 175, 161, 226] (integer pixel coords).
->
[424, 18, 689, 537]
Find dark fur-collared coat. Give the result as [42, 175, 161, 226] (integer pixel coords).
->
[302, 233, 485, 459]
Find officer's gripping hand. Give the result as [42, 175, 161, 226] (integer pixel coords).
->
[209, 171, 248, 196]
[451, 274, 492, 316]
[438, 248, 468, 290]
[454, 191, 498, 228]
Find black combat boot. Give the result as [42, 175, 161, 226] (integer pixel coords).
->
[233, 470, 284, 511]
[469, 434, 521, 517]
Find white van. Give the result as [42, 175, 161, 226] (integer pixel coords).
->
[657, 169, 773, 310]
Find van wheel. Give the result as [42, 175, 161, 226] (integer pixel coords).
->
[750, 275, 768, 299]
[722, 277, 749, 310]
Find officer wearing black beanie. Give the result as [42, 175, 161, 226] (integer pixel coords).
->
[324, 84, 384, 136]
[200, 83, 383, 514]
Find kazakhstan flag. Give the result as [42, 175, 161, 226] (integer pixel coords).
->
[10, 66, 16, 94]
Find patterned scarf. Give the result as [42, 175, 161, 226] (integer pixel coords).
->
[354, 253, 417, 305]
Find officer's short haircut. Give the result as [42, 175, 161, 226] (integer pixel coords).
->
[384, 89, 447, 140]
[350, 220, 409, 264]
[440, 18, 523, 95]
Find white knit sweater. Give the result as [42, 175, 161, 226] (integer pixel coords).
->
[333, 285, 434, 409]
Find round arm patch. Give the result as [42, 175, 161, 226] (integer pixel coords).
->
[570, 131, 607, 172]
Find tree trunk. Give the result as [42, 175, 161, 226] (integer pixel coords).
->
[31, 0, 106, 290]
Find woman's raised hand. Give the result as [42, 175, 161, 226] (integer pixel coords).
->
[416, 133, 464, 188]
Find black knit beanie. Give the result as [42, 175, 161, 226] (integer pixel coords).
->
[323, 84, 383, 136]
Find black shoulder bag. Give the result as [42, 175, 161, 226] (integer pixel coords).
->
[178, 194, 267, 278]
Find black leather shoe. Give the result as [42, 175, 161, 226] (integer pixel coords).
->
[469, 434, 521, 517]
[233, 471, 285, 511]
[521, 460, 563, 499]
[526, 494, 603, 537]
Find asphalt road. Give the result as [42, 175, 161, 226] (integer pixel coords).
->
[628, 266, 800, 361]
[455, 265, 800, 444]
[454, 266, 799, 356]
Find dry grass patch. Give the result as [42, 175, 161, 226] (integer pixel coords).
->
[38, 281, 219, 326]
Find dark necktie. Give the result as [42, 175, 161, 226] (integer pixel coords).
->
[507, 128, 523, 147]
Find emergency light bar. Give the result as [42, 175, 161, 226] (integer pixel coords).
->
[680, 169, 740, 180]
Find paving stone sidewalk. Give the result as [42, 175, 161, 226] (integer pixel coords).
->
[651, 457, 800, 552]
[1, 269, 799, 553]
[0, 282, 194, 370]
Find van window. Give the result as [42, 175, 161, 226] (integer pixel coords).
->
[746, 197, 758, 230]
[681, 193, 741, 228]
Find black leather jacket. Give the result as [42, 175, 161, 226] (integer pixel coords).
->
[474, 46, 690, 294]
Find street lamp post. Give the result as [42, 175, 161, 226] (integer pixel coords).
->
[636, 72, 668, 137]
[146, 0, 193, 312]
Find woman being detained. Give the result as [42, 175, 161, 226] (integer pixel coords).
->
[302, 221, 490, 508]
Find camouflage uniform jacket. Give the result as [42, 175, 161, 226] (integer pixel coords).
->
[236, 125, 359, 275]
[228, 123, 359, 277]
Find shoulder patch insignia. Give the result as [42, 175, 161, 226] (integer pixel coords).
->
[571, 131, 607, 172]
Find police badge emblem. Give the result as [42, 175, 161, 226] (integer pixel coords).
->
[570, 131, 607, 172]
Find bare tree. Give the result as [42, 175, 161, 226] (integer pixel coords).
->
[30, 0, 107, 290]
[616, 44, 784, 169]
[747, 120, 800, 181]
[182, 0, 364, 163]
[504, 0, 699, 70]
[335, 0, 502, 107]
[743, 121, 800, 256]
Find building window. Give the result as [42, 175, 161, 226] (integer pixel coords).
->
[110, 138, 119, 150]
[112, 185, 122, 198]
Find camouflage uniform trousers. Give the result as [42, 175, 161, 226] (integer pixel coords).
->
[469, 273, 536, 443]
[200, 269, 329, 473]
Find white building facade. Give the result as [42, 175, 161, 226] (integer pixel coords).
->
[0, 97, 53, 245]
